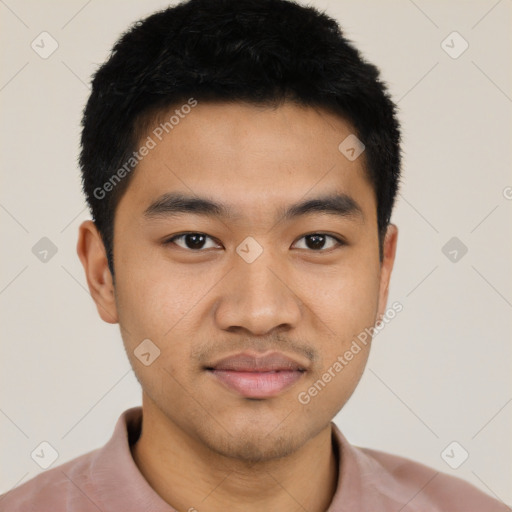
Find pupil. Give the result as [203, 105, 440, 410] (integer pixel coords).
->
[187, 233, 205, 249]
[307, 234, 325, 250]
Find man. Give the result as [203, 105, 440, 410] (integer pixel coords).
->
[0, 0, 507, 510]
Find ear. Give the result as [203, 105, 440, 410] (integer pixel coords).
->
[76, 220, 118, 324]
[376, 224, 398, 321]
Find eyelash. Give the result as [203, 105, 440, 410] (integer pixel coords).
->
[162, 232, 346, 252]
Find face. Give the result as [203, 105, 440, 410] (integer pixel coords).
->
[78, 101, 397, 463]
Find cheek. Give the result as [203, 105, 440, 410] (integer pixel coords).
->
[293, 255, 381, 336]
[114, 242, 191, 325]
[291, 256, 380, 403]
[113, 251, 215, 378]
[113, 264, 195, 399]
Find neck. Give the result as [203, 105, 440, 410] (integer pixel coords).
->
[130, 404, 339, 512]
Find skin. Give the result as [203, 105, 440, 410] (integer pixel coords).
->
[77, 101, 398, 512]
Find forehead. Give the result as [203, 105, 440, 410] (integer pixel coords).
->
[117, 101, 375, 223]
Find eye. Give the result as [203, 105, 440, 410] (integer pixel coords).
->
[163, 232, 221, 251]
[293, 233, 345, 251]
[162, 232, 345, 252]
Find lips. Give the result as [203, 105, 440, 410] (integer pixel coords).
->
[206, 351, 307, 399]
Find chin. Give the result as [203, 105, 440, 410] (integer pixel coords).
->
[194, 410, 323, 464]
[206, 428, 302, 463]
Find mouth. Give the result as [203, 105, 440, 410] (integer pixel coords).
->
[205, 351, 307, 399]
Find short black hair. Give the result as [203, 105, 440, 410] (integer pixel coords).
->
[79, 0, 401, 278]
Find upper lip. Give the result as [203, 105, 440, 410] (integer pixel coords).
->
[206, 351, 308, 372]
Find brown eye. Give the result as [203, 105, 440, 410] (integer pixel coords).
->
[164, 233, 220, 250]
[293, 234, 344, 251]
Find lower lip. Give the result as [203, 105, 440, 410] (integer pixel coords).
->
[208, 369, 304, 398]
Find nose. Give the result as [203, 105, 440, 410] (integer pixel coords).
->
[213, 249, 302, 336]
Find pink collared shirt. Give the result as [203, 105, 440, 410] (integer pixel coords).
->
[0, 406, 508, 511]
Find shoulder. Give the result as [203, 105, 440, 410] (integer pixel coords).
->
[358, 445, 509, 511]
[0, 406, 141, 512]
[0, 449, 99, 512]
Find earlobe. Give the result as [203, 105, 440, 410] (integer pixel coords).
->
[377, 224, 398, 320]
[76, 220, 119, 324]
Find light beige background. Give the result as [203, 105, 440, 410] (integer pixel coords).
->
[1, 0, 511, 505]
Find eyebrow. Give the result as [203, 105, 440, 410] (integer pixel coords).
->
[143, 191, 364, 223]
